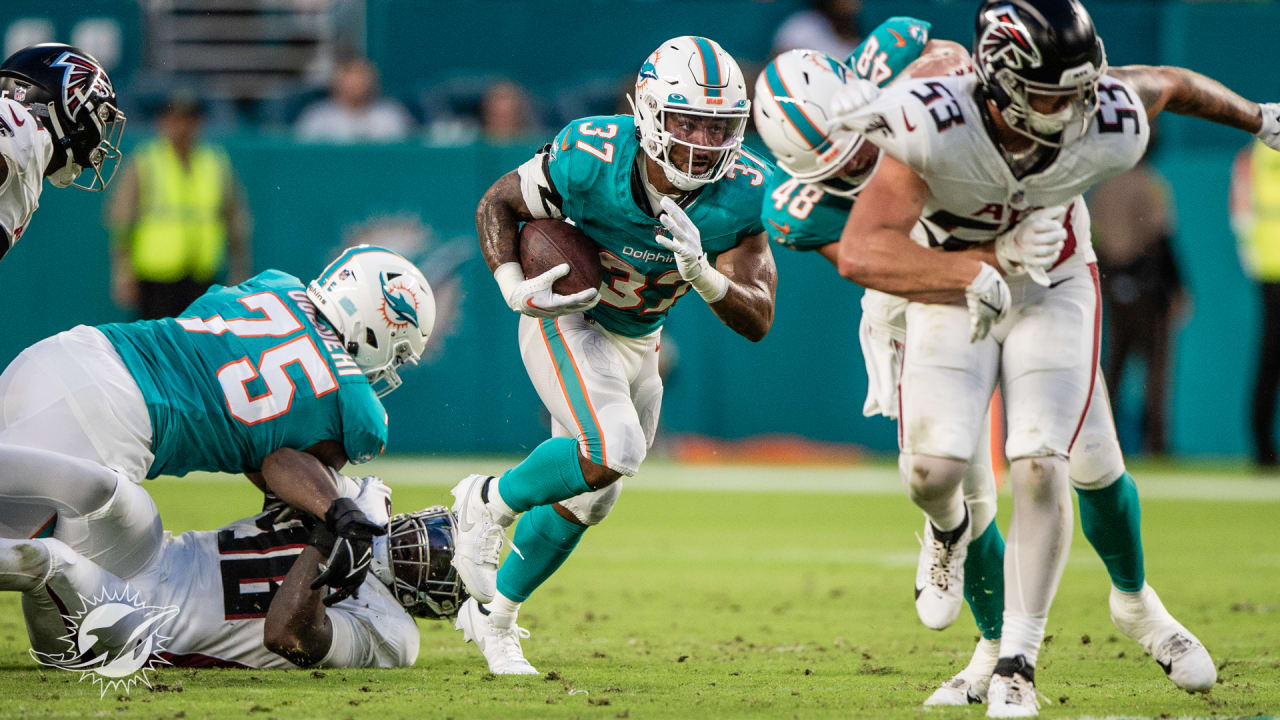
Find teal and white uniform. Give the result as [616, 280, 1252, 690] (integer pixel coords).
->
[0, 269, 386, 578]
[99, 269, 388, 477]
[515, 113, 771, 480]
[762, 16, 933, 419]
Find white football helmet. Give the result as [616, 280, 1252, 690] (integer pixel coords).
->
[753, 49, 880, 197]
[307, 245, 436, 397]
[628, 36, 750, 191]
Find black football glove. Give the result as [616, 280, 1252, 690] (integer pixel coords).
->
[308, 498, 386, 607]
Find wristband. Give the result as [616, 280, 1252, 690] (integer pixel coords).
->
[690, 257, 729, 303]
[493, 262, 524, 305]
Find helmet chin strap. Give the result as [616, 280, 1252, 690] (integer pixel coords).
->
[47, 160, 83, 188]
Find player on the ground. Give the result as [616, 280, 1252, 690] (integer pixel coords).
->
[452, 36, 777, 674]
[0, 245, 435, 605]
[833, 0, 1280, 714]
[0, 43, 127, 259]
[755, 21, 1215, 707]
[1, 472, 465, 669]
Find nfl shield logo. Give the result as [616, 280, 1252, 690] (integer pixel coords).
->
[13, 86, 25, 102]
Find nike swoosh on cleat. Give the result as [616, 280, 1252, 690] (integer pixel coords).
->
[1157, 658, 1173, 676]
[980, 299, 1002, 313]
[1049, 277, 1071, 288]
[966, 691, 982, 704]
[914, 585, 924, 600]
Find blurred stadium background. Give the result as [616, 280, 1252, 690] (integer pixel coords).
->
[1, 0, 1276, 462]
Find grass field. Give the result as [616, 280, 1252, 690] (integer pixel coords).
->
[1, 457, 1277, 719]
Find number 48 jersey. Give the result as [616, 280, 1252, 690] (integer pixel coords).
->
[97, 270, 388, 477]
[518, 114, 773, 337]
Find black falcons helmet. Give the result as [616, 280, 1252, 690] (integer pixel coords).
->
[973, 0, 1107, 147]
[0, 43, 126, 191]
[371, 506, 468, 619]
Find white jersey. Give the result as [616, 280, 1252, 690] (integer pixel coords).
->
[129, 475, 418, 669]
[0, 97, 52, 250]
[851, 71, 1149, 261]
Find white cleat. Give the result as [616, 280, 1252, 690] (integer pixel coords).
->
[454, 597, 539, 675]
[1110, 584, 1216, 692]
[449, 474, 508, 604]
[925, 673, 989, 706]
[914, 510, 971, 630]
[986, 656, 1040, 718]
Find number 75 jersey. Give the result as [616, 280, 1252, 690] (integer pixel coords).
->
[97, 270, 388, 478]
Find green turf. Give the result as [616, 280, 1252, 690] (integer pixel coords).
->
[1, 458, 1277, 719]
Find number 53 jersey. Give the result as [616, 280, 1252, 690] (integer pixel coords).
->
[98, 270, 388, 478]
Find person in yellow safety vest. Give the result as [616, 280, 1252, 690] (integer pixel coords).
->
[1231, 139, 1280, 469]
[108, 93, 251, 320]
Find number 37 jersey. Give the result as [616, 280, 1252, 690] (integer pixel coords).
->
[518, 114, 772, 337]
[97, 270, 388, 478]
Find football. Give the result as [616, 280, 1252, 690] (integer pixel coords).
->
[519, 219, 603, 296]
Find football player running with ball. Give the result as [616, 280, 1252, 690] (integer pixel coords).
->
[755, 17, 1217, 709]
[0, 43, 127, 259]
[832, 0, 1280, 715]
[455, 36, 777, 674]
[0, 246, 434, 607]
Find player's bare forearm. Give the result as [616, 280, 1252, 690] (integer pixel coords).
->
[839, 156, 981, 301]
[263, 545, 333, 667]
[1111, 65, 1261, 132]
[260, 445, 343, 519]
[708, 232, 776, 342]
[899, 40, 970, 81]
[476, 170, 534, 271]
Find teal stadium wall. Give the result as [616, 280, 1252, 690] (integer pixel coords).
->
[0, 1, 1273, 458]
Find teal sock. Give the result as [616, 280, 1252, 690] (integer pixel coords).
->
[496, 437, 592, 513]
[495, 504, 586, 602]
[1076, 472, 1145, 592]
[963, 520, 1005, 640]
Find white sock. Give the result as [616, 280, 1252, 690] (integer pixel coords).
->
[964, 637, 1001, 678]
[485, 591, 522, 627]
[1000, 455, 1073, 669]
[485, 477, 516, 526]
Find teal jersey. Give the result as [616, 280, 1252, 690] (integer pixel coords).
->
[99, 270, 388, 478]
[764, 16, 930, 253]
[761, 176, 854, 252]
[537, 114, 773, 337]
[847, 16, 932, 87]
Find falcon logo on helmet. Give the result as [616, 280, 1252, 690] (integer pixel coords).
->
[973, 0, 1107, 148]
[977, 6, 1043, 72]
[51, 51, 113, 117]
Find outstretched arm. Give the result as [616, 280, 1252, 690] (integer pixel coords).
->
[1109, 65, 1261, 131]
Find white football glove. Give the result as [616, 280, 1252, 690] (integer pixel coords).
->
[1256, 102, 1280, 152]
[994, 206, 1068, 287]
[493, 262, 599, 318]
[965, 263, 1011, 343]
[829, 78, 881, 132]
[656, 196, 729, 303]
